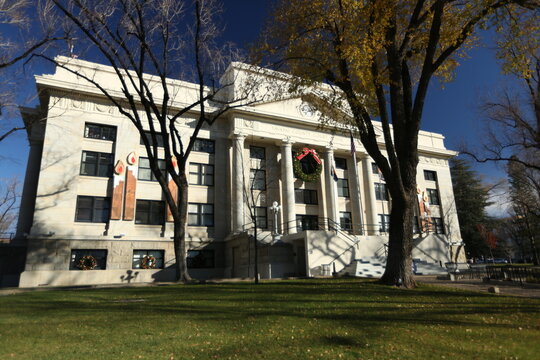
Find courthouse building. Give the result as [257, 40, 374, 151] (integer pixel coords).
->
[16, 57, 463, 287]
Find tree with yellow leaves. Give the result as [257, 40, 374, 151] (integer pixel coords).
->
[259, 0, 538, 287]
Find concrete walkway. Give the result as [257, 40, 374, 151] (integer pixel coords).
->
[415, 275, 540, 299]
[2, 276, 540, 299]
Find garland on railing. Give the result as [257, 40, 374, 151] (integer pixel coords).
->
[293, 148, 322, 182]
[77, 255, 97, 270]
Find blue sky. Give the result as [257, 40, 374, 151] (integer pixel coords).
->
[0, 1, 514, 187]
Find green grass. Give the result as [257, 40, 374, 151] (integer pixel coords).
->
[1, 278, 539, 360]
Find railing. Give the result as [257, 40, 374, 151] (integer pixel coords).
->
[486, 266, 540, 285]
[458, 265, 540, 285]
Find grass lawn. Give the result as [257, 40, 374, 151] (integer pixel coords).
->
[1, 278, 539, 360]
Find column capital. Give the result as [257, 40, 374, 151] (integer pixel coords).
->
[280, 137, 294, 147]
[231, 132, 247, 140]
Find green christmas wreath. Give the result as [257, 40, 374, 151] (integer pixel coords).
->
[293, 148, 323, 182]
[141, 255, 156, 269]
[77, 255, 97, 270]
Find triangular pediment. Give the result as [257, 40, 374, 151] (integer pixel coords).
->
[250, 96, 317, 120]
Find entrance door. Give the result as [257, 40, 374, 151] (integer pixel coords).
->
[296, 215, 319, 232]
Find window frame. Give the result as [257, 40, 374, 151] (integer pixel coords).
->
[249, 146, 266, 160]
[253, 206, 268, 229]
[337, 178, 350, 197]
[249, 169, 266, 191]
[135, 199, 165, 225]
[188, 203, 214, 227]
[140, 131, 165, 148]
[375, 182, 389, 201]
[80, 151, 113, 178]
[433, 217, 445, 234]
[75, 196, 110, 223]
[424, 170, 437, 182]
[295, 188, 318, 205]
[426, 188, 440, 206]
[192, 138, 215, 154]
[70, 249, 108, 270]
[189, 163, 214, 186]
[132, 250, 165, 269]
[378, 214, 390, 233]
[84, 123, 116, 142]
[335, 157, 347, 170]
[296, 215, 319, 231]
[138, 157, 167, 182]
[339, 211, 353, 232]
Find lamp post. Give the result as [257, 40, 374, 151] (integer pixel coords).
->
[269, 201, 281, 238]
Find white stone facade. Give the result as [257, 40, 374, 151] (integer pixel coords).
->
[16, 57, 463, 287]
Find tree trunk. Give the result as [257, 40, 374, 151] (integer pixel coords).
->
[379, 189, 416, 288]
[173, 172, 192, 283]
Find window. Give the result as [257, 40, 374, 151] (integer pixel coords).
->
[132, 250, 164, 269]
[140, 131, 165, 147]
[250, 146, 265, 160]
[193, 138, 215, 153]
[337, 179, 349, 197]
[187, 250, 215, 268]
[84, 123, 116, 141]
[375, 183, 389, 201]
[335, 157, 347, 170]
[424, 170, 437, 181]
[254, 206, 267, 229]
[371, 162, 379, 174]
[70, 249, 107, 270]
[138, 157, 167, 181]
[188, 203, 214, 226]
[295, 189, 318, 205]
[80, 151, 113, 177]
[250, 169, 266, 190]
[135, 200, 165, 225]
[189, 163, 214, 186]
[426, 188, 440, 205]
[379, 214, 390, 233]
[340, 212, 352, 232]
[296, 215, 318, 231]
[75, 196, 110, 223]
[433, 217, 445, 234]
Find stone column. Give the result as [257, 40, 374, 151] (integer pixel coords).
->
[349, 154, 364, 234]
[362, 156, 379, 235]
[232, 133, 246, 233]
[324, 146, 339, 228]
[281, 139, 296, 234]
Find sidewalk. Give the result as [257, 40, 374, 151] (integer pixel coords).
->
[415, 275, 540, 299]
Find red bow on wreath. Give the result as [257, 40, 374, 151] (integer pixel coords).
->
[295, 148, 322, 164]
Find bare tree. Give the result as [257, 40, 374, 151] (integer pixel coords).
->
[0, 178, 18, 235]
[37, 0, 260, 282]
[0, 0, 69, 141]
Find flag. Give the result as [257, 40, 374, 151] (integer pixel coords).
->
[349, 132, 356, 156]
[331, 163, 338, 182]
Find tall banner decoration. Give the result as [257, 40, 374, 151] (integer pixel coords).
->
[123, 152, 138, 221]
[110, 160, 125, 220]
[417, 187, 432, 232]
[166, 156, 178, 222]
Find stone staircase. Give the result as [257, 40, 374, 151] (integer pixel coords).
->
[338, 257, 448, 278]
[412, 259, 448, 275]
[338, 256, 387, 278]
